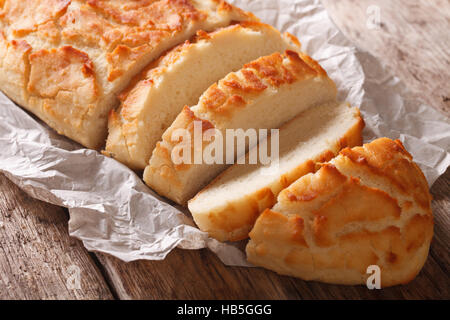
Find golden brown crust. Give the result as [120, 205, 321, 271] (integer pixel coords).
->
[244, 51, 316, 87]
[0, 0, 256, 148]
[247, 138, 433, 287]
[197, 51, 324, 122]
[295, 51, 328, 76]
[223, 69, 268, 93]
[283, 32, 301, 48]
[0, 33, 32, 106]
[338, 110, 365, 148]
[250, 209, 308, 248]
[339, 138, 431, 211]
[151, 50, 325, 175]
[144, 104, 219, 201]
[205, 188, 278, 242]
[59, 6, 114, 48]
[311, 176, 402, 247]
[189, 103, 364, 241]
[0, 0, 71, 36]
[86, 0, 202, 27]
[28, 46, 97, 99]
[146, 50, 333, 192]
[1, 0, 255, 84]
[284, 164, 347, 203]
[26, 46, 98, 130]
[180, 105, 215, 133]
[105, 20, 302, 169]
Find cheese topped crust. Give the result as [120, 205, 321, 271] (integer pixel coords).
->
[247, 138, 433, 287]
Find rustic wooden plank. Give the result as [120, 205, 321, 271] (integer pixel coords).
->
[94, 0, 450, 299]
[0, 173, 114, 300]
[322, 0, 450, 117]
[96, 249, 303, 300]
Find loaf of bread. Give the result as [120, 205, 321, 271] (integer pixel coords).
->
[104, 22, 301, 170]
[0, 1, 435, 288]
[247, 138, 433, 287]
[0, 0, 256, 149]
[144, 50, 337, 205]
[189, 102, 364, 241]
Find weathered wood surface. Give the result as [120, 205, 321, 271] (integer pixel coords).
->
[322, 0, 450, 117]
[0, 0, 449, 300]
[0, 175, 114, 299]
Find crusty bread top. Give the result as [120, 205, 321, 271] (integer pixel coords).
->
[117, 21, 301, 108]
[0, 0, 256, 148]
[159, 49, 332, 156]
[193, 50, 329, 128]
[188, 102, 364, 242]
[144, 49, 337, 204]
[0, 0, 255, 83]
[152, 49, 334, 176]
[105, 21, 301, 169]
[247, 138, 433, 286]
[334, 138, 431, 211]
[278, 138, 432, 224]
[115, 21, 300, 127]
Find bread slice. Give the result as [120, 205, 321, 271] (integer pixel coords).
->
[188, 102, 364, 241]
[0, 0, 256, 149]
[104, 22, 301, 170]
[246, 138, 433, 287]
[144, 50, 337, 205]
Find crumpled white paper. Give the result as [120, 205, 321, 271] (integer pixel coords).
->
[0, 0, 449, 266]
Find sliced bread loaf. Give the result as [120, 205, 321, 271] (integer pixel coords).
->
[144, 51, 337, 205]
[246, 138, 433, 287]
[104, 22, 301, 169]
[188, 102, 364, 241]
[0, 0, 256, 149]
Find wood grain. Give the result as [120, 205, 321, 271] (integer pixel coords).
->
[0, 174, 113, 300]
[322, 0, 450, 117]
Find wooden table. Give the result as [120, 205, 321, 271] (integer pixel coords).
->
[0, 0, 449, 299]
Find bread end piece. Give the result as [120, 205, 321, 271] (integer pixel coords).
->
[247, 138, 433, 287]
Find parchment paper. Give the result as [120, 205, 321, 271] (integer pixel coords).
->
[0, 0, 449, 266]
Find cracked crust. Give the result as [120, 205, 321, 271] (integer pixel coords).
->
[193, 50, 326, 127]
[0, 0, 257, 148]
[247, 138, 433, 287]
[199, 51, 323, 120]
[105, 21, 301, 169]
[144, 50, 337, 204]
[188, 103, 364, 242]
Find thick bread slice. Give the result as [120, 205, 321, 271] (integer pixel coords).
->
[104, 22, 301, 170]
[144, 50, 337, 205]
[246, 138, 433, 287]
[0, 0, 256, 149]
[189, 102, 364, 241]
